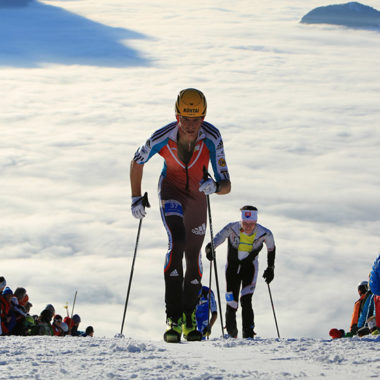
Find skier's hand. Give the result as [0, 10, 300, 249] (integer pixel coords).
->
[202, 325, 212, 337]
[263, 267, 274, 284]
[205, 242, 215, 261]
[131, 194, 151, 219]
[199, 178, 218, 195]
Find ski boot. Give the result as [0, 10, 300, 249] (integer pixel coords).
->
[225, 306, 238, 338]
[182, 311, 202, 341]
[242, 327, 256, 339]
[164, 317, 182, 343]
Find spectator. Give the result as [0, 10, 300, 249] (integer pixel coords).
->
[32, 308, 54, 336]
[0, 286, 11, 335]
[195, 286, 217, 339]
[346, 281, 371, 336]
[0, 277, 6, 292]
[0, 287, 16, 335]
[11, 287, 29, 335]
[63, 316, 72, 331]
[81, 326, 94, 337]
[60, 321, 69, 336]
[25, 301, 33, 314]
[45, 304, 55, 316]
[357, 280, 374, 337]
[70, 314, 81, 336]
[52, 314, 65, 336]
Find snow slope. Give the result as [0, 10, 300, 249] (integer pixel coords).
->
[1, 0, 380, 352]
[0, 335, 379, 379]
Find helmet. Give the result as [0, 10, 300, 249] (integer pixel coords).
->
[358, 280, 368, 294]
[175, 88, 207, 117]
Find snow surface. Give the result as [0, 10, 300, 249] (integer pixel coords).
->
[0, 335, 379, 379]
[1, 0, 380, 377]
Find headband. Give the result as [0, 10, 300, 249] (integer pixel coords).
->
[241, 210, 257, 221]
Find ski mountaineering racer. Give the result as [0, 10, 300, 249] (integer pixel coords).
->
[130, 88, 231, 342]
[205, 205, 276, 338]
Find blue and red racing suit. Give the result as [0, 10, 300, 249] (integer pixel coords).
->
[133, 121, 230, 320]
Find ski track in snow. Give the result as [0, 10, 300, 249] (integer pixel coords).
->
[0, 336, 379, 379]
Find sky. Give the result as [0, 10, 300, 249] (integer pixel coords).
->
[0, 0, 380, 342]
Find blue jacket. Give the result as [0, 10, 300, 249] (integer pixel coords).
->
[195, 286, 217, 333]
[357, 292, 374, 328]
[370, 254, 380, 296]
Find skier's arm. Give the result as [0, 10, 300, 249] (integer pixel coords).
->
[206, 129, 231, 195]
[215, 179, 231, 195]
[205, 223, 235, 260]
[209, 312, 217, 328]
[263, 230, 276, 284]
[213, 223, 235, 248]
[267, 247, 276, 268]
[130, 160, 148, 219]
[130, 160, 144, 197]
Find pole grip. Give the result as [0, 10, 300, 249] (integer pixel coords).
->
[202, 166, 210, 181]
[142, 192, 150, 208]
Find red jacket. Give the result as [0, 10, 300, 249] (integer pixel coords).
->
[0, 294, 11, 334]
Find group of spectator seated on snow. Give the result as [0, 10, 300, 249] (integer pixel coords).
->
[330, 254, 380, 339]
[0, 276, 94, 337]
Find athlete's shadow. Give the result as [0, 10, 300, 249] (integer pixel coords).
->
[0, 0, 149, 67]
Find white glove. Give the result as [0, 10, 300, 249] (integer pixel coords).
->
[199, 178, 218, 195]
[131, 196, 147, 219]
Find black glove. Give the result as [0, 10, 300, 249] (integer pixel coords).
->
[263, 267, 274, 284]
[205, 243, 215, 261]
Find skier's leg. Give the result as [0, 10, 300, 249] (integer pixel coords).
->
[225, 257, 240, 337]
[240, 256, 258, 338]
[181, 197, 206, 340]
[240, 294, 254, 338]
[182, 196, 206, 316]
[160, 199, 186, 323]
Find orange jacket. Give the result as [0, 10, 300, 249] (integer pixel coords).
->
[350, 293, 366, 330]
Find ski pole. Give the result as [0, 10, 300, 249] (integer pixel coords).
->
[203, 167, 225, 338]
[267, 283, 280, 338]
[207, 254, 213, 340]
[64, 302, 69, 318]
[70, 290, 78, 318]
[120, 192, 150, 337]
